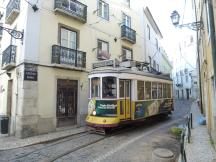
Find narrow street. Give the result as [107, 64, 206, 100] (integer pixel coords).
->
[0, 100, 191, 162]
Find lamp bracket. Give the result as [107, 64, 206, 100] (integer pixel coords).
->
[0, 26, 24, 39]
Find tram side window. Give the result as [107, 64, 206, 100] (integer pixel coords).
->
[167, 84, 171, 98]
[91, 77, 100, 98]
[152, 82, 157, 99]
[119, 80, 125, 98]
[145, 81, 151, 100]
[163, 84, 167, 98]
[103, 77, 117, 98]
[137, 81, 144, 100]
[163, 83, 171, 98]
[158, 83, 162, 98]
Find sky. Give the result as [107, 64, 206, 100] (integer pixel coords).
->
[142, 0, 197, 72]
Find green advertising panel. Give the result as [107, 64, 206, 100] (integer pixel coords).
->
[96, 100, 117, 116]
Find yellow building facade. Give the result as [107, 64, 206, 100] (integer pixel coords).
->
[0, 0, 172, 138]
[196, 0, 216, 145]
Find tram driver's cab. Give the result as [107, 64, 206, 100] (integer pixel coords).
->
[87, 75, 131, 128]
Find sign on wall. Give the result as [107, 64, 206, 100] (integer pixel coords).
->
[24, 64, 38, 81]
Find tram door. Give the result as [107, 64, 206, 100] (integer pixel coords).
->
[119, 80, 131, 119]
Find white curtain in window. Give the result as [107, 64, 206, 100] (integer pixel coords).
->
[61, 28, 77, 49]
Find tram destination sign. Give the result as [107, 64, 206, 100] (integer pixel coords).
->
[96, 100, 117, 116]
[24, 64, 38, 81]
[92, 59, 119, 69]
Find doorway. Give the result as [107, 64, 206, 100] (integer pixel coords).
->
[186, 89, 190, 100]
[119, 80, 131, 120]
[56, 79, 78, 127]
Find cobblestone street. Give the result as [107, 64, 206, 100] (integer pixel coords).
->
[0, 100, 191, 162]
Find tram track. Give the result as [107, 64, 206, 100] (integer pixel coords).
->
[3, 112, 188, 162]
[48, 125, 141, 162]
[6, 131, 90, 161]
[7, 123, 139, 162]
[53, 116, 187, 162]
[48, 116, 173, 162]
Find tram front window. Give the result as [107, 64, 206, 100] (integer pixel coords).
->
[91, 77, 100, 98]
[102, 77, 117, 98]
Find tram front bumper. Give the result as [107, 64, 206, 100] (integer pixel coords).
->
[86, 116, 120, 128]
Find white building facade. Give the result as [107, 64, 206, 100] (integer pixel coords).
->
[173, 34, 199, 100]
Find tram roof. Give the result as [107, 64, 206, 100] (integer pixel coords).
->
[89, 67, 172, 81]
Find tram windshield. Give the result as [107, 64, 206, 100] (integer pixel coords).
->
[91, 77, 100, 98]
[102, 77, 117, 98]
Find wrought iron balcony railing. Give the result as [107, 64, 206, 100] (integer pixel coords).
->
[121, 25, 136, 44]
[52, 45, 86, 68]
[5, 0, 20, 24]
[54, 0, 87, 23]
[2, 45, 16, 70]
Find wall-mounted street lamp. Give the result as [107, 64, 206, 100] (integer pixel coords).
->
[0, 25, 24, 40]
[170, 10, 203, 31]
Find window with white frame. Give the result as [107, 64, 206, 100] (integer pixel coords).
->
[97, 39, 109, 60]
[61, 27, 77, 49]
[122, 47, 132, 61]
[122, 13, 131, 27]
[98, 0, 109, 20]
[60, 27, 77, 64]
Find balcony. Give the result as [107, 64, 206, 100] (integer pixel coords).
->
[1, 45, 16, 70]
[5, 0, 20, 25]
[121, 25, 136, 44]
[54, 0, 87, 23]
[52, 45, 86, 69]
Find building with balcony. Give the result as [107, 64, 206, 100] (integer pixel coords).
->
[0, 0, 172, 138]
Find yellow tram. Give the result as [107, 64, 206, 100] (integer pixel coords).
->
[86, 65, 173, 131]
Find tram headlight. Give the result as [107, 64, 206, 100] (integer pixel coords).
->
[92, 110, 97, 116]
